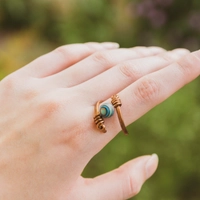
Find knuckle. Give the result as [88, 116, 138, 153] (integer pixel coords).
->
[0, 74, 37, 103]
[127, 175, 141, 197]
[115, 167, 141, 199]
[135, 77, 160, 103]
[40, 98, 63, 119]
[54, 46, 69, 60]
[157, 53, 174, 62]
[22, 87, 39, 101]
[176, 53, 198, 78]
[1, 74, 38, 101]
[119, 62, 141, 80]
[1, 74, 18, 91]
[63, 123, 89, 153]
[92, 51, 112, 66]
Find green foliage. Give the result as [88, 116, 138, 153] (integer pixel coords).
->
[0, 0, 200, 199]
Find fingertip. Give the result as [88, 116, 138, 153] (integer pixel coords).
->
[101, 42, 120, 49]
[84, 42, 119, 51]
[172, 48, 190, 56]
[145, 153, 159, 179]
[192, 49, 200, 58]
[130, 46, 166, 56]
[148, 46, 167, 54]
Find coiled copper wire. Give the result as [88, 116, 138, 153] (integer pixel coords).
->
[111, 95, 128, 135]
[94, 101, 107, 133]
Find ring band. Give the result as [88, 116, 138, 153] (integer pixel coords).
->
[111, 95, 128, 135]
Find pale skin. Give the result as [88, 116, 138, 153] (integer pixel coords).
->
[0, 42, 199, 200]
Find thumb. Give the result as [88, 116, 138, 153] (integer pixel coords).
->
[85, 154, 159, 200]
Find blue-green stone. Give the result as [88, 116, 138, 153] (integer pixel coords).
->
[100, 103, 114, 118]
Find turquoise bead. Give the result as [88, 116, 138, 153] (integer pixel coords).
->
[100, 103, 114, 118]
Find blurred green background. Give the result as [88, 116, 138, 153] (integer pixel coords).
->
[0, 0, 200, 199]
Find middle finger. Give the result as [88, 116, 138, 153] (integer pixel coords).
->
[44, 47, 166, 87]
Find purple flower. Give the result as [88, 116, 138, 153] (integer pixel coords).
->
[148, 9, 167, 27]
[155, 0, 174, 7]
[136, 0, 156, 17]
[189, 12, 200, 31]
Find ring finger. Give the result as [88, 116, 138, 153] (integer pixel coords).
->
[79, 49, 190, 103]
[90, 51, 200, 146]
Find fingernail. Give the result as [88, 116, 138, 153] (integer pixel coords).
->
[145, 154, 159, 179]
[149, 47, 167, 54]
[173, 48, 190, 56]
[193, 50, 200, 58]
[101, 42, 120, 49]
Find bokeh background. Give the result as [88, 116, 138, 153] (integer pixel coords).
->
[0, 0, 200, 199]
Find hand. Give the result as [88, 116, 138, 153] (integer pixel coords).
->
[0, 42, 198, 200]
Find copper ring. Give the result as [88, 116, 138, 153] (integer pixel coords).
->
[111, 95, 128, 135]
[94, 95, 128, 135]
[94, 101, 107, 133]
